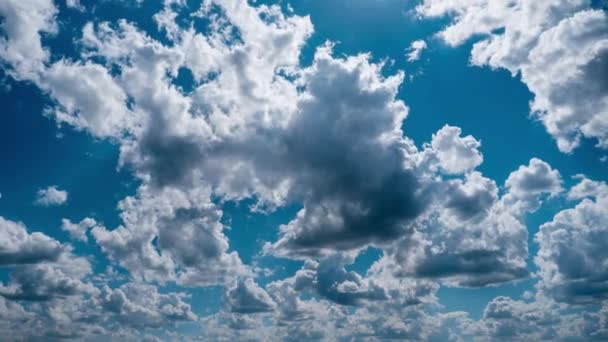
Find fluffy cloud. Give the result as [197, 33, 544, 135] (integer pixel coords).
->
[425, 124, 483, 174]
[34, 185, 68, 206]
[225, 278, 276, 314]
[407, 39, 427, 62]
[41, 60, 133, 138]
[0, 216, 64, 265]
[268, 47, 426, 257]
[506, 158, 563, 198]
[98, 282, 196, 328]
[536, 176, 608, 304]
[91, 184, 249, 286]
[418, 0, 608, 152]
[0, 254, 95, 301]
[61, 217, 98, 242]
[0, 0, 56, 79]
[379, 158, 561, 287]
[2, 0, 606, 340]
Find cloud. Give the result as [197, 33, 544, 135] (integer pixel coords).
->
[98, 282, 197, 328]
[426, 124, 483, 174]
[0, 216, 64, 266]
[225, 278, 276, 314]
[506, 158, 563, 198]
[34, 186, 68, 206]
[267, 46, 427, 257]
[406, 39, 427, 62]
[417, 1, 608, 152]
[378, 158, 561, 287]
[61, 217, 98, 242]
[0, 0, 56, 79]
[0, 254, 95, 301]
[91, 184, 250, 286]
[1, 0, 606, 339]
[536, 176, 608, 304]
[41, 60, 133, 138]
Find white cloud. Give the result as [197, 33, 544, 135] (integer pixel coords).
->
[536, 176, 608, 304]
[505, 158, 563, 198]
[377, 158, 561, 287]
[34, 186, 68, 206]
[225, 278, 276, 313]
[417, 1, 608, 152]
[41, 60, 134, 138]
[91, 184, 250, 286]
[61, 217, 97, 242]
[0, 0, 56, 79]
[426, 124, 483, 174]
[0, 216, 64, 266]
[406, 39, 427, 62]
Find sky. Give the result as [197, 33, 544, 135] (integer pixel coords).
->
[0, 0, 607, 340]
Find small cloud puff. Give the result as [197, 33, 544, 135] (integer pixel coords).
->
[406, 39, 427, 62]
[34, 186, 68, 206]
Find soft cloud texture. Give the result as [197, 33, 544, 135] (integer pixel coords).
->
[407, 39, 427, 62]
[0, 217, 64, 266]
[34, 186, 68, 206]
[418, 0, 608, 152]
[0, 0, 606, 340]
[536, 176, 608, 304]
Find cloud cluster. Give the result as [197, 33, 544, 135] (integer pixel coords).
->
[418, 0, 608, 152]
[1, 0, 607, 340]
[536, 176, 608, 304]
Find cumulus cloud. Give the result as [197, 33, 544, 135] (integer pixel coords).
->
[378, 158, 561, 287]
[0, 254, 95, 301]
[0, 216, 64, 265]
[34, 186, 68, 206]
[2, 0, 606, 340]
[418, 0, 608, 152]
[225, 278, 276, 314]
[426, 124, 483, 174]
[0, 0, 56, 79]
[267, 47, 426, 257]
[536, 176, 608, 304]
[506, 158, 563, 198]
[61, 217, 97, 242]
[91, 184, 249, 286]
[406, 39, 427, 62]
[98, 282, 196, 328]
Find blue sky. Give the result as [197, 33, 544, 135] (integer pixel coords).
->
[0, 0, 607, 340]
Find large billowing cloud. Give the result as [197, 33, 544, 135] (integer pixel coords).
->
[376, 158, 562, 287]
[536, 176, 608, 304]
[418, 0, 608, 152]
